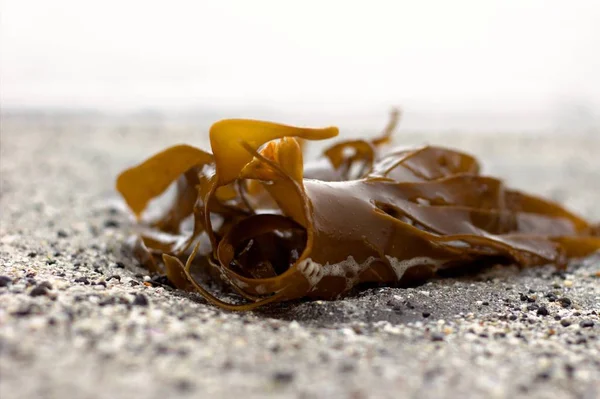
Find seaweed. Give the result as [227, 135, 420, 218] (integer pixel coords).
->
[116, 110, 600, 310]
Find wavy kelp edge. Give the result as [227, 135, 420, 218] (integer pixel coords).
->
[115, 113, 600, 310]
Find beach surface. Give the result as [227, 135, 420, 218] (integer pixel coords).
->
[1, 113, 599, 399]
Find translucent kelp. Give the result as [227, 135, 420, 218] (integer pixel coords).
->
[116, 111, 600, 310]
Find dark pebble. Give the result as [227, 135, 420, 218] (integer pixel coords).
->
[99, 296, 130, 306]
[57, 230, 68, 238]
[74, 277, 90, 285]
[339, 362, 356, 373]
[551, 270, 566, 279]
[132, 293, 149, 306]
[519, 293, 529, 302]
[114, 262, 126, 269]
[558, 297, 572, 308]
[106, 275, 121, 282]
[150, 275, 174, 288]
[482, 301, 489, 306]
[536, 371, 551, 381]
[508, 314, 518, 321]
[580, 320, 594, 328]
[46, 260, 56, 265]
[545, 292, 557, 302]
[431, 332, 444, 341]
[560, 319, 572, 327]
[30, 285, 50, 297]
[104, 220, 120, 228]
[27, 252, 37, 258]
[526, 304, 539, 311]
[536, 306, 549, 316]
[422, 311, 431, 318]
[175, 380, 193, 392]
[565, 364, 575, 378]
[0, 276, 12, 287]
[272, 371, 294, 384]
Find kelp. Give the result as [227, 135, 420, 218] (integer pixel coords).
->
[116, 110, 600, 310]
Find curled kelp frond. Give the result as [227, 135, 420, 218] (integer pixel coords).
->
[115, 111, 600, 310]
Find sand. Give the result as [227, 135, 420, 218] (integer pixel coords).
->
[1, 113, 599, 399]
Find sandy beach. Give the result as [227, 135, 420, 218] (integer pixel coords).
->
[1, 113, 599, 399]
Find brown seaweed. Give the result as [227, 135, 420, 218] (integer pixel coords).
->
[116, 111, 600, 310]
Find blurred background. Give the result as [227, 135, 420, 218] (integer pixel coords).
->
[1, 0, 599, 133]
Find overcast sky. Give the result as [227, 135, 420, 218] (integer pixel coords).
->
[1, 0, 599, 127]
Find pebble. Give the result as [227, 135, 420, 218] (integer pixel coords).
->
[272, 371, 294, 384]
[132, 293, 149, 307]
[560, 319, 572, 327]
[536, 307, 549, 316]
[30, 284, 51, 297]
[579, 320, 594, 328]
[431, 332, 445, 342]
[0, 275, 13, 287]
[558, 297, 572, 308]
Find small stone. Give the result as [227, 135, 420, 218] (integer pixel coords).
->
[431, 332, 444, 341]
[558, 297, 572, 308]
[422, 312, 431, 318]
[104, 220, 120, 228]
[560, 319, 572, 327]
[74, 277, 90, 285]
[537, 306, 549, 316]
[272, 371, 294, 384]
[57, 230, 68, 238]
[519, 293, 529, 302]
[132, 293, 149, 307]
[114, 262, 126, 269]
[563, 280, 573, 287]
[545, 293, 557, 302]
[579, 320, 594, 328]
[30, 284, 50, 297]
[339, 362, 356, 373]
[0, 276, 12, 287]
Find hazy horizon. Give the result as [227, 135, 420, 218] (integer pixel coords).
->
[2, 0, 599, 132]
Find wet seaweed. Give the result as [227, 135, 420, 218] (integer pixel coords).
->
[116, 110, 600, 310]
